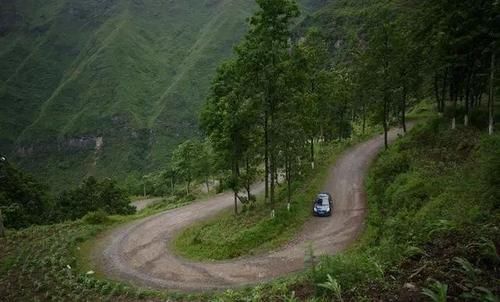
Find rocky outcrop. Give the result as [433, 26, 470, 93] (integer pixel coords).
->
[15, 136, 104, 157]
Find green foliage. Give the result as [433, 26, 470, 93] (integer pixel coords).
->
[453, 257, 481, 283]
[313, 253, 384, 294]
[466, 237, 500, 265]
[0, 159, 136, 229]
[171, 139, 202, 194]
[478, 134, 500, 207]
[461, 287, 498, 302]
[53, 177, 134, 221]
[317, 274, 343, 302]
[0, 221, 171, 302]
[82, 209, 110, 225]
[0, 160, 51, 229]
[422, 280, 448, 302]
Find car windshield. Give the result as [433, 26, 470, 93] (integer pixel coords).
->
[316, 198, 329, 206]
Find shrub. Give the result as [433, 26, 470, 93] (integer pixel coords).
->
[478, 134, 500, 208]
[422, 279, 448, 302]
[82, 210, 110, 225]
[313, 253, 384, 293]
[0, 162, 51, 229]
[53, 177, 134, 222]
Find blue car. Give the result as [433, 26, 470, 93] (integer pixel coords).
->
[313, 193, 333, 217]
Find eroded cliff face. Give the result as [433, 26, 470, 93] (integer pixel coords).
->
[11, 127, 160, 191]
[16, 136, 102, 157]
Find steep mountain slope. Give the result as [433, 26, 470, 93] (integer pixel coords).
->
[296, 0, 379, 64]
[0, 0, 330, 189]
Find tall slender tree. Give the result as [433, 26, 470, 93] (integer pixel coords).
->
[235, 0, 299, 206]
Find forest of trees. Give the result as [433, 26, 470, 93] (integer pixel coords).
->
[0, 158, 133, 229]
[1, 0, 498, 228]
[195, 0, 499, 215]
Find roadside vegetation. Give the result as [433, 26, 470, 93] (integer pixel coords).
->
[172, 139, 356, 260]
[207, 116, 499, 301]
[0, 161, 133, 229]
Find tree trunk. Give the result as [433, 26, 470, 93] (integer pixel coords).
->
[383, 96, 389, 149]
[205, 177, 210, 193]
[382, 27, 389, 149]
[362, 101, 366, 135]
[245, 156, 251, 199]
[401, 85, 407, 133]
[384, 106, 389, 150]
[464, 66, 473, 127]
[452, 78, 457, 130]
[270, 151, 275, 206]
[264, 112, 269, 201]
[434, 73, 442, 113]
[339, 108, 344, 140]
[489, 47, 496, 135]
[286, 155, 291, 206]
[234, 191, 238, 215]
[269, 104, 276, 206]
[441, 69, 448, 113]
[170, 177, 175, 195]
[232, 159, 240, 214]
[310, 137, 314, 169]
[0, 209, 5, 238]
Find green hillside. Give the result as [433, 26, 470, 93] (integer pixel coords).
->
[295, 0, 374, 63]
[0, 0, 330, 189]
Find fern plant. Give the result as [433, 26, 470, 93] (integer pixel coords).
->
[427, 220, 456, 239]
[318, 274, 343, 302]
[282, 291, 299, 302]
[422, 279, 448, 302]
[466, 237, 499, 264]
[461, 287, 498, 302]
[453, 257, 481, 283]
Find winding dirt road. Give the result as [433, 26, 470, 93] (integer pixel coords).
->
[92, 127, 407, 291]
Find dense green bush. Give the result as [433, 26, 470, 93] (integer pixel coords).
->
[82, 209, 110, 225]
[0, 162, 135, 229]
[53, 177, 134, 221]
[0, 162, 51, 229]
[478, 134, 500, 209]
